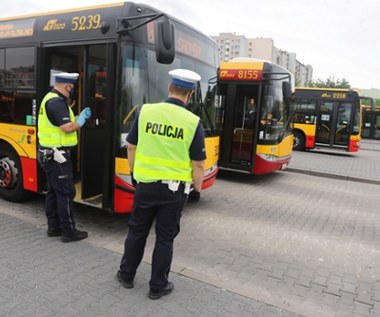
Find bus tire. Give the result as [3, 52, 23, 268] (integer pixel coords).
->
[0, 144, 31, 202]
[293, 131, 305, 151]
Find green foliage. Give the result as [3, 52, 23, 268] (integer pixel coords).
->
[361, 88, 380, 99]
[307, 77, 351, 89]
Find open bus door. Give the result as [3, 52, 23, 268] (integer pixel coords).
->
[316, 100, 353, 148]
[217, 83, 261, 172]
[38, 44, 116, 210]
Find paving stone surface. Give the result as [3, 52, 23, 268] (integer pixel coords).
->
[0, 139, 378, 317]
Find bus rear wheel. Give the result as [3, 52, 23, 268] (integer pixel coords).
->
[293, 131, 305, 151]
[0, 144, 30, 202]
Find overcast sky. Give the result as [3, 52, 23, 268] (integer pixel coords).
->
[1, 0, 378, 89]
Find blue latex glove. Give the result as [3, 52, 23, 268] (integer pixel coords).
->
[82, 107, 92, 119]
[76, 107, 92, 127]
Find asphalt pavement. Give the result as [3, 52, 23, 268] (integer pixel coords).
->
[0, 138, 378, 317]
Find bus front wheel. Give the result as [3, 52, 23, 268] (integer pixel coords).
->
[293, 131, 305, 151]
[0, 144, 30, 202]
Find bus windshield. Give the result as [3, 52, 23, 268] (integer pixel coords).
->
[119, 42, 218, 152]
[260, 78, 291, 142]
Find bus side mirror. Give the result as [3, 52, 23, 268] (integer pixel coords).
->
[154, 17, 175, 64]
[282, 81, 292, 100]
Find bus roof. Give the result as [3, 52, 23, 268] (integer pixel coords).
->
[294, 87, 361, 101]
[0, 2, 124, 22]
[219, 57, 293, 86]
[0, 2, 218, 53]
[295, 87, 358, 92]
[295, 87, 361, 96]
[221, 57, 290, 72]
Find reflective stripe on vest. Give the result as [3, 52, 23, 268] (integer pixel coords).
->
[37, 92, 78, 148]
[133, 102, 199, 183]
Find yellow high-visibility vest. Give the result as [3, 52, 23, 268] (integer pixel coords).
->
[38, 92, 77, 148]
[133, 102, 199, 183]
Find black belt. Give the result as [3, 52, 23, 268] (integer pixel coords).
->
[140, 180, 184, 184]
[38, 147, 71, 156]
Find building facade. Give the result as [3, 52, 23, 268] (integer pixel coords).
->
[211, 32, 313, 86]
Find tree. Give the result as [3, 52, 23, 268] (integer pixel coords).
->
[308, 76, 351, 89]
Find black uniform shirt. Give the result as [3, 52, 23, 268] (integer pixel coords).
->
[45, 89, 72, 127]
[127, 98, 206, 161]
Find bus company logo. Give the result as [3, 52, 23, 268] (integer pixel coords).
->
[220, 70, 236, 79]
[43, 19, 66, 31]
[321, 93, 332, 98]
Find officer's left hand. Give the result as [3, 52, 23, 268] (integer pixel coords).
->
[187, 189, 200, 202]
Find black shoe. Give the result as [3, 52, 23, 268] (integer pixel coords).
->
[47, 228, 61, 237]
[116, 270, 134, 289]
[61, 229, 88, 243]
[148, 282, 174, 300]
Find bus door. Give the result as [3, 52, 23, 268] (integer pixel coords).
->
[316, 101, 352, 148]
[218, 83, 259, 171]
[80, 44, 115, 209]
[362, 109, 372, 138]
[363, 109, 380, 139]
[374, 111, 380, 139]
[41, 44, 116, 209]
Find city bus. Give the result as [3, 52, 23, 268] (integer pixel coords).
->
[0, 2, 220, 213]
[211, 58, 294, 175]
[361, 98, 380, 140]
[292, 88, 362, 152]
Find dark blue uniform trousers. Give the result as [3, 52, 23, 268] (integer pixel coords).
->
[38, 152, 76, 233]
[120, 182, 187, 291]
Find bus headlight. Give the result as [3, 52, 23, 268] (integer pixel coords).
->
[258, 153, 277, 162]
[204, 163, 218, 176]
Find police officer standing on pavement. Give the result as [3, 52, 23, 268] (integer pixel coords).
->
[37, 72, 91, 242]
[116, 69, 206, 299]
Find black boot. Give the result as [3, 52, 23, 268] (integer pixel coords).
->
[148, 282, 174, 300]
[47, 228, 62, 237]
[61, 229, 88, 242]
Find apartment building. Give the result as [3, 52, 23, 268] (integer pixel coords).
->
[211, 32, 313, 86]
[215, 32, 248, 61]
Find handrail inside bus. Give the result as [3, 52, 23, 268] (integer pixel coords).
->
[123, 105, 138, 125]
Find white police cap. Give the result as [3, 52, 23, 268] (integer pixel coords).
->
[54, 72, 79, 84]
[169, 69, 201, 89]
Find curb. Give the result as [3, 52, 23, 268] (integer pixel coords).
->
[285, 167, 380, 185]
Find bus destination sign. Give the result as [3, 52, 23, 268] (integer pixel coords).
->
[41, 14, 102, 33]
[321, 92, 347, 99]
[0, 19, 34, 39]
[219, 69, 262, 81]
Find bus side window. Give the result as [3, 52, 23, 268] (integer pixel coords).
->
[0, 91, 15, 122]
[13, 92, 34, 125]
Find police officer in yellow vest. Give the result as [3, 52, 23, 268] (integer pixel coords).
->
[116, 69, 206, 299]
[37, 72, 91, 242]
